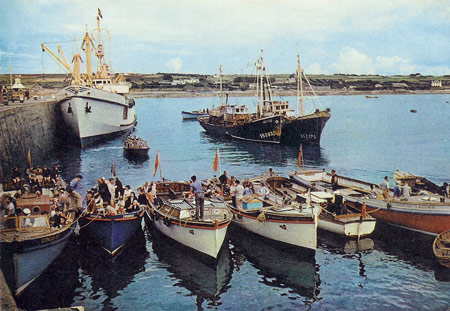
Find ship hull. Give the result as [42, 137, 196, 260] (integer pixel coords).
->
[57, 85, 136, 147]
[198, 111, 330, 145]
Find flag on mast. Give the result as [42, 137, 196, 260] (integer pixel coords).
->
[111, 160, 116, 177]
[153, 151, 160, 177]
[27, 149, 31, 167]
[212, 148, 219, 172]
[297, 144, 303, 168]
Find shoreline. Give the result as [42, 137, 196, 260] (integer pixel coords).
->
[129, 88, 450, 99]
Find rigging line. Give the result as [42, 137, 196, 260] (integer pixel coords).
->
[41, 39, 77, 45]
[303, 73, 322, 110]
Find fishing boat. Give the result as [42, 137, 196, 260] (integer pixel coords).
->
[433, 229, 450, 268]
[41, 10, 136, 147]
[290, 170, 450, 236]
[0, 193, 76, 296]
[229, 174, 320, 251]
[79, 201, 144, 256]
[144, 181, 232, 259]
[181, 109, 209, 120]
[123, 135, 150, 158]
[365, 95, 378, 99]
[198, 49, 330, 145]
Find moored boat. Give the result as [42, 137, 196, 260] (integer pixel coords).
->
[144, 181, 232, 259]
[123, 135, 150, 158]
[198, 49, 330, 145]
[0, 193, 76, 296]
[42, 10, 136, 147]
[229, 174, 320, 251]
[79, 206, 144, 256]
[181, 109, 209, 120]
[433, 229, 450, 268]
[290, 169, 450, 236]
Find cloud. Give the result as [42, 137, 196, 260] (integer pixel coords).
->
[375, 56, 416, 75]
[165, 57, 182, 72]
[331, 48, 375, 74]
[305, 63, 328, 75]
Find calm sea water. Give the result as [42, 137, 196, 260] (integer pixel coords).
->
[15, 94, 450, 311]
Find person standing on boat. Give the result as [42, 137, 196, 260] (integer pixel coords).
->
[98, 178, 111, 205]
[190, 175, 205, 220]
[380, 176, 390, 199]
[235, 180, 245, 209]
[67, 174, 83, 212]
[400, 181, 411, 198]
[331, 170, 339, 191]
[115, 176, 124, 199]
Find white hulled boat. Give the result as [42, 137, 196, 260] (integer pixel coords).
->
[42, 10, 136, 147]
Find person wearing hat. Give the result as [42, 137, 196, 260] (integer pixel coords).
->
[22, 208, 33, 227]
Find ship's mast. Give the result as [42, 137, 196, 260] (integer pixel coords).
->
[219, 64, 223, 106]
[297, 50, 304, 117]
[82, 27, 93, 78]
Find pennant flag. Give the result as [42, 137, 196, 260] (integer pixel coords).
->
[361, 202, 367, 219]
[153, 151, 160, 177]
[98, 8, 103, 18]
[27, 149, 31, 167]
[212, 148, 219, 172]
[219, 64, 222, 74]
[111, 160, 116, 177]
[297, 144, 303, 168]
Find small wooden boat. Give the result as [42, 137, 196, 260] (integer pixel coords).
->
[365, 95, 378, 98]
[123, 136, 150, 158]
[144, 181, 232, 259]
[433, 230, 450, 268]
[0, 193, 76, 296]
[79, 206, 145, 256]
[290, 170, 450, 236]
[229, 175, 320, 251]
[181, 109, 209, 120]
[410, 109, 417, 113]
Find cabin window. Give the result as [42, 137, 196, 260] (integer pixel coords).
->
[123, 106, 128, 120]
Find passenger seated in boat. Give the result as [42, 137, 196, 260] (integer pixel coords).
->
[328, 192, 344, 215]
[93, 193, 103, 211]
[124, 191, 138, 211]
[85, 192, 97, 214]
[243, 182, 254, 196]
[42, 165, 51, 186]
[137, 187, 149, 205]
[12, 166, 21, 189]
[123, 185, 132, 201]
[2, 196, 16, 217]
[310, 183, 318, 192]
[106, 203, 117, 216]
[115, 198, 125, 214]
[146, 188, 155, 205]
[52, 208, 67, 227]
[258, 184, 270, 201]
[213, 186, 224, 199]
[367, 184, 379, 199]
[400, 182, 411, 199]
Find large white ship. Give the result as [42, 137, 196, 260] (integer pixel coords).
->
[42, 9, 136, 147]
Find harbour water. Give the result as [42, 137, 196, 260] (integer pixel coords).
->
[14, 94, 450, 310]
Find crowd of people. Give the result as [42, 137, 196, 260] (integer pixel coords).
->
[83, 176, 154, 217]
[9, 164, 63, 193]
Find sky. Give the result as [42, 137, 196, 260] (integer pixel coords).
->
[1, 0, 450, 76]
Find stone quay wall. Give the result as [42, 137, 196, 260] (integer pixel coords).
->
[0, 100, 60, 181]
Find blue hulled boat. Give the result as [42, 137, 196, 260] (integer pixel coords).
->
[79, 207, 144, 256]
[0, 194, 76, 296]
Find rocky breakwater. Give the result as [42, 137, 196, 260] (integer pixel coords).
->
[0, 99, 61, 181]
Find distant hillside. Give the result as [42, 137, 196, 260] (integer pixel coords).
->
[1, 73, 450, 96]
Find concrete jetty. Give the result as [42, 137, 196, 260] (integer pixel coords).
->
[0, 97, 60, 181]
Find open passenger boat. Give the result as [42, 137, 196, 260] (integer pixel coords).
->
[181, 109, 209, 120]
[0, 193, 76, 296]
[229, 175, 320, 251]
[433, 230, 450, 268]
[287, 175, 376, 238]
[144, 181, 232, 259]
[290, 170, 450, 236]
[79, 203, 144, 256]
[123, 135, 150, 158]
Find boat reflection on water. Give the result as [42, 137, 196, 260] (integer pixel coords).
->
[15, 236, 81, 311]
[78, 228, 149, 308]
[229, 227, 320, 304]
[200, 133, 327, 168]
[149, 227, 233, 309]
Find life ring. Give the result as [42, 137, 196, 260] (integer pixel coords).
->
[190, 210, 196, 216]
[213, 209, 220, 215]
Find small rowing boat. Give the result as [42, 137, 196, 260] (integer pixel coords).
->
[123, 135, 150, 158]
[181, 109, 209, 120]
[144, 181, 232, 259]
[433, 230, 450, 268]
